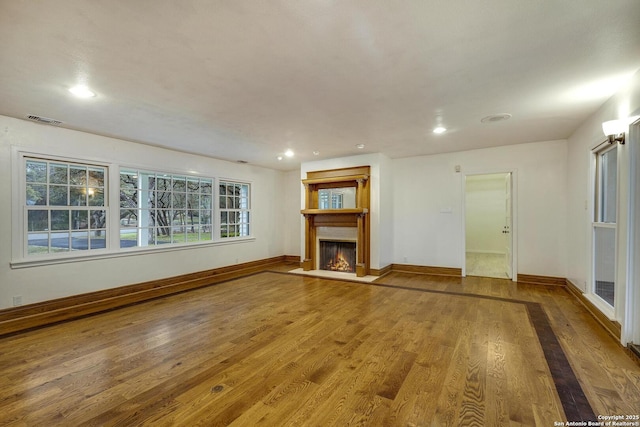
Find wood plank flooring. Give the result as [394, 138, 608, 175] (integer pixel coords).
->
[1, 264, 639, 426]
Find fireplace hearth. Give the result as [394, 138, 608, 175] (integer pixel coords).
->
[319, 240, 356, 273]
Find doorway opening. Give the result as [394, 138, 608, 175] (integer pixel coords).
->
[464, 172, 513, 279]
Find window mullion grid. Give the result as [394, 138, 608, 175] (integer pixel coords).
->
[23, 157, 107, 258]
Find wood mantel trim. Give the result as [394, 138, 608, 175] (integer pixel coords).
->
[306, 166, 370, 180]
[302, 166, 371, 277]
[302, 175, 368, 186]
[301, 208, 368, 215]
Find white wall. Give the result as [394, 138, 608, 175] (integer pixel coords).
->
[0, 115, 287, 309]
[392, 140, 568, 277]
[378, 154, 394, 268]
[283, 169, 302, 257]
[465, 174, 507, 254]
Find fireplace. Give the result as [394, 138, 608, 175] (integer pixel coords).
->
[319, 240, 356, 272]
[301, 166, 370, 277]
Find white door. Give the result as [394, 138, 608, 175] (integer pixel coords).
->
[464, 172, 514, 279]
[504, 173, 513, 279]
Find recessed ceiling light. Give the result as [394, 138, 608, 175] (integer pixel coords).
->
[356, 144, 365, 149]
[481, 113, 512, 123]
[313, 151, 320, 156]
[69, 85, 96, 98]
[433, 126, 447, 134]
[284, 149, 294, 158]
[277, 156, 283, 161]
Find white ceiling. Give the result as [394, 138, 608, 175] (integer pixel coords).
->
[1, 1, 639, 171]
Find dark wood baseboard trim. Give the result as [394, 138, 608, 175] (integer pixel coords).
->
[628, 344, 640, 367]
[0, 256, 289, 337]
[283, 255, 301, 263]
[565, 279, 621, 341]
[370, 264, 392, 277]
[3, 256, 625, 351]
[517, 274, 566, 286]
[391, 263, 462, 277]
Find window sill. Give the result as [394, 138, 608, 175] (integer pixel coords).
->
[11, 236, 256, 269]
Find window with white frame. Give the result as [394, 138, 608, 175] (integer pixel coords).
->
[17, 153, 252, 265]
[593, 143, 617, 307]
[24, 158, 107, 256]
[219, 181, 250, 238]
[120, 170, 213, 247]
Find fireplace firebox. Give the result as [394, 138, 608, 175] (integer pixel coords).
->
[319, 240, 356, 273]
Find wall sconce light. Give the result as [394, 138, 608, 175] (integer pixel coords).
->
[602, 119, 626, 144]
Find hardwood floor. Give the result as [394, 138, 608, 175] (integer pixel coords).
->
[1, 263, 639, 426]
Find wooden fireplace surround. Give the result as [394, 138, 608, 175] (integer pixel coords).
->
[301, 166, 370, 277]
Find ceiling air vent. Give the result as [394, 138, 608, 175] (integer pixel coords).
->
[26, 115, 64, 126]
[480, 113, 512, 124]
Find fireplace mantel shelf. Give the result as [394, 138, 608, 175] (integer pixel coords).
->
[302, 174, 368, 186]
[301, 208, 368, 215]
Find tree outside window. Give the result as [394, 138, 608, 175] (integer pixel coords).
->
[119, 170, 213, 247]
[219, 181, 250, 238]
[25, 159, 106, 255]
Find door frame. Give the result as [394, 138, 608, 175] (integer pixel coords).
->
[623, 118, 640, 345]
[461, 169, 518, 280]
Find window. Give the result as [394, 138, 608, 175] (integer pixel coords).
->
[17, 152, 251, 266]
[319, 189, 344, 209]
[332, 193, 344, 209]
[596, 146, 617, 223]
[318, 187, 355, 209]
[25, 158, 107, 256]
[593, 144, 617, 307]
[120, 170, 213, 247]
[219, 181, 250, 238]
